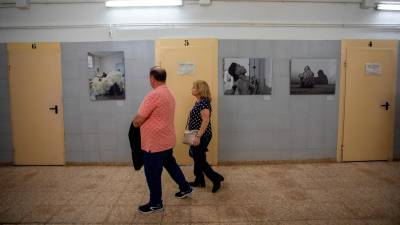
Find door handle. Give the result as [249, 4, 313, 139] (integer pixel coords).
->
[49, 105, 58, 114]
[380, 102, 390, 111]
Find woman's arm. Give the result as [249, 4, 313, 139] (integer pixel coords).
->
[193, 108, 210, 146]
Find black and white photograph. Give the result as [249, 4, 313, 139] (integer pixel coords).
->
[290, 58, 337, 95]
[88, 51, 126, 100]
[223, 58, 272, 95]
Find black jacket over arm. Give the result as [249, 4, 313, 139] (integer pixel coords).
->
[128, 123, 144, 170]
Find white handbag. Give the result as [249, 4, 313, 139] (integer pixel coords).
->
[183, 129, 199, 145]
[182, 114, 199, 145]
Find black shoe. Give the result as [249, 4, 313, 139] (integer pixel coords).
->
[175, 187, 193, 199]
[212, 181, 221, 193]
[138, 203, 164, 214]
[189, 180, 205, 187]
[212, 176, 224, 193]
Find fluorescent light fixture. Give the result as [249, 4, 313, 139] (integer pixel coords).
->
[105, 0, 183, 7]
[376, 1, 400, 11]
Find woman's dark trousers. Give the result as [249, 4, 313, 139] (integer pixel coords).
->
[189, 136, 223, 183]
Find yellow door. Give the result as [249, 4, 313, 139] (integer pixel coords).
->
[156, 39, 218, 165]
[7, 43, 65, 165]
[339, 40, 397, 161]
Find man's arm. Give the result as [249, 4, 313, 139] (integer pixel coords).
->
[134, 91, 157, 127]
[132, 114, 147, 127]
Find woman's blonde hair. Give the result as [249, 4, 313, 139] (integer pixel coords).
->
[193, 80, 212, 101]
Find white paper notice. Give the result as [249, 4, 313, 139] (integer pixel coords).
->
[263, 95, 271, 101]
[116, 101, 124, 106]
[326, 95, 335, 101]
[177, 63, 195, 75]
[365, 63, 381, 76]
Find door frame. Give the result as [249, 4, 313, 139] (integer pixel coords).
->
[337, 40, 398, 162]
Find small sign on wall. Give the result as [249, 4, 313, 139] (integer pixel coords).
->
[365, 63, 382, 76]
[326, 95, 335, 101]
[177, 63, 195, 75]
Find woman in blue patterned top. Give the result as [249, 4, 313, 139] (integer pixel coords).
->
[187, 80, 224, 193]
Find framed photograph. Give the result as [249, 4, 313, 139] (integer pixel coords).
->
[223, 58, 272, 95]
[88, 51, 125, 100]
[290, 58, 337, 95]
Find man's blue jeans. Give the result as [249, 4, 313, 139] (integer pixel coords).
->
[143, 149, 190, 206]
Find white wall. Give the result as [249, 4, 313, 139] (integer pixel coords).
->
[0, 1, 399, 42]
[101, 53, 123, 73]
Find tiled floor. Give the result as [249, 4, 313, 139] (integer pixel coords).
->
[0, 162, 399, 224]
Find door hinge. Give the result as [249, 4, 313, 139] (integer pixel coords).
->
[8, 65, 10, 73]
[344, 62, 347, 68]
[341, 145, 344, 154]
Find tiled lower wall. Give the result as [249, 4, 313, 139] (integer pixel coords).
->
[218, 40, 340, 161]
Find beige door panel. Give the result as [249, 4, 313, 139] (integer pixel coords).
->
[8, 43, 65, 165]
[156, 39, 218, 165]
[339, 40, 397, 162]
